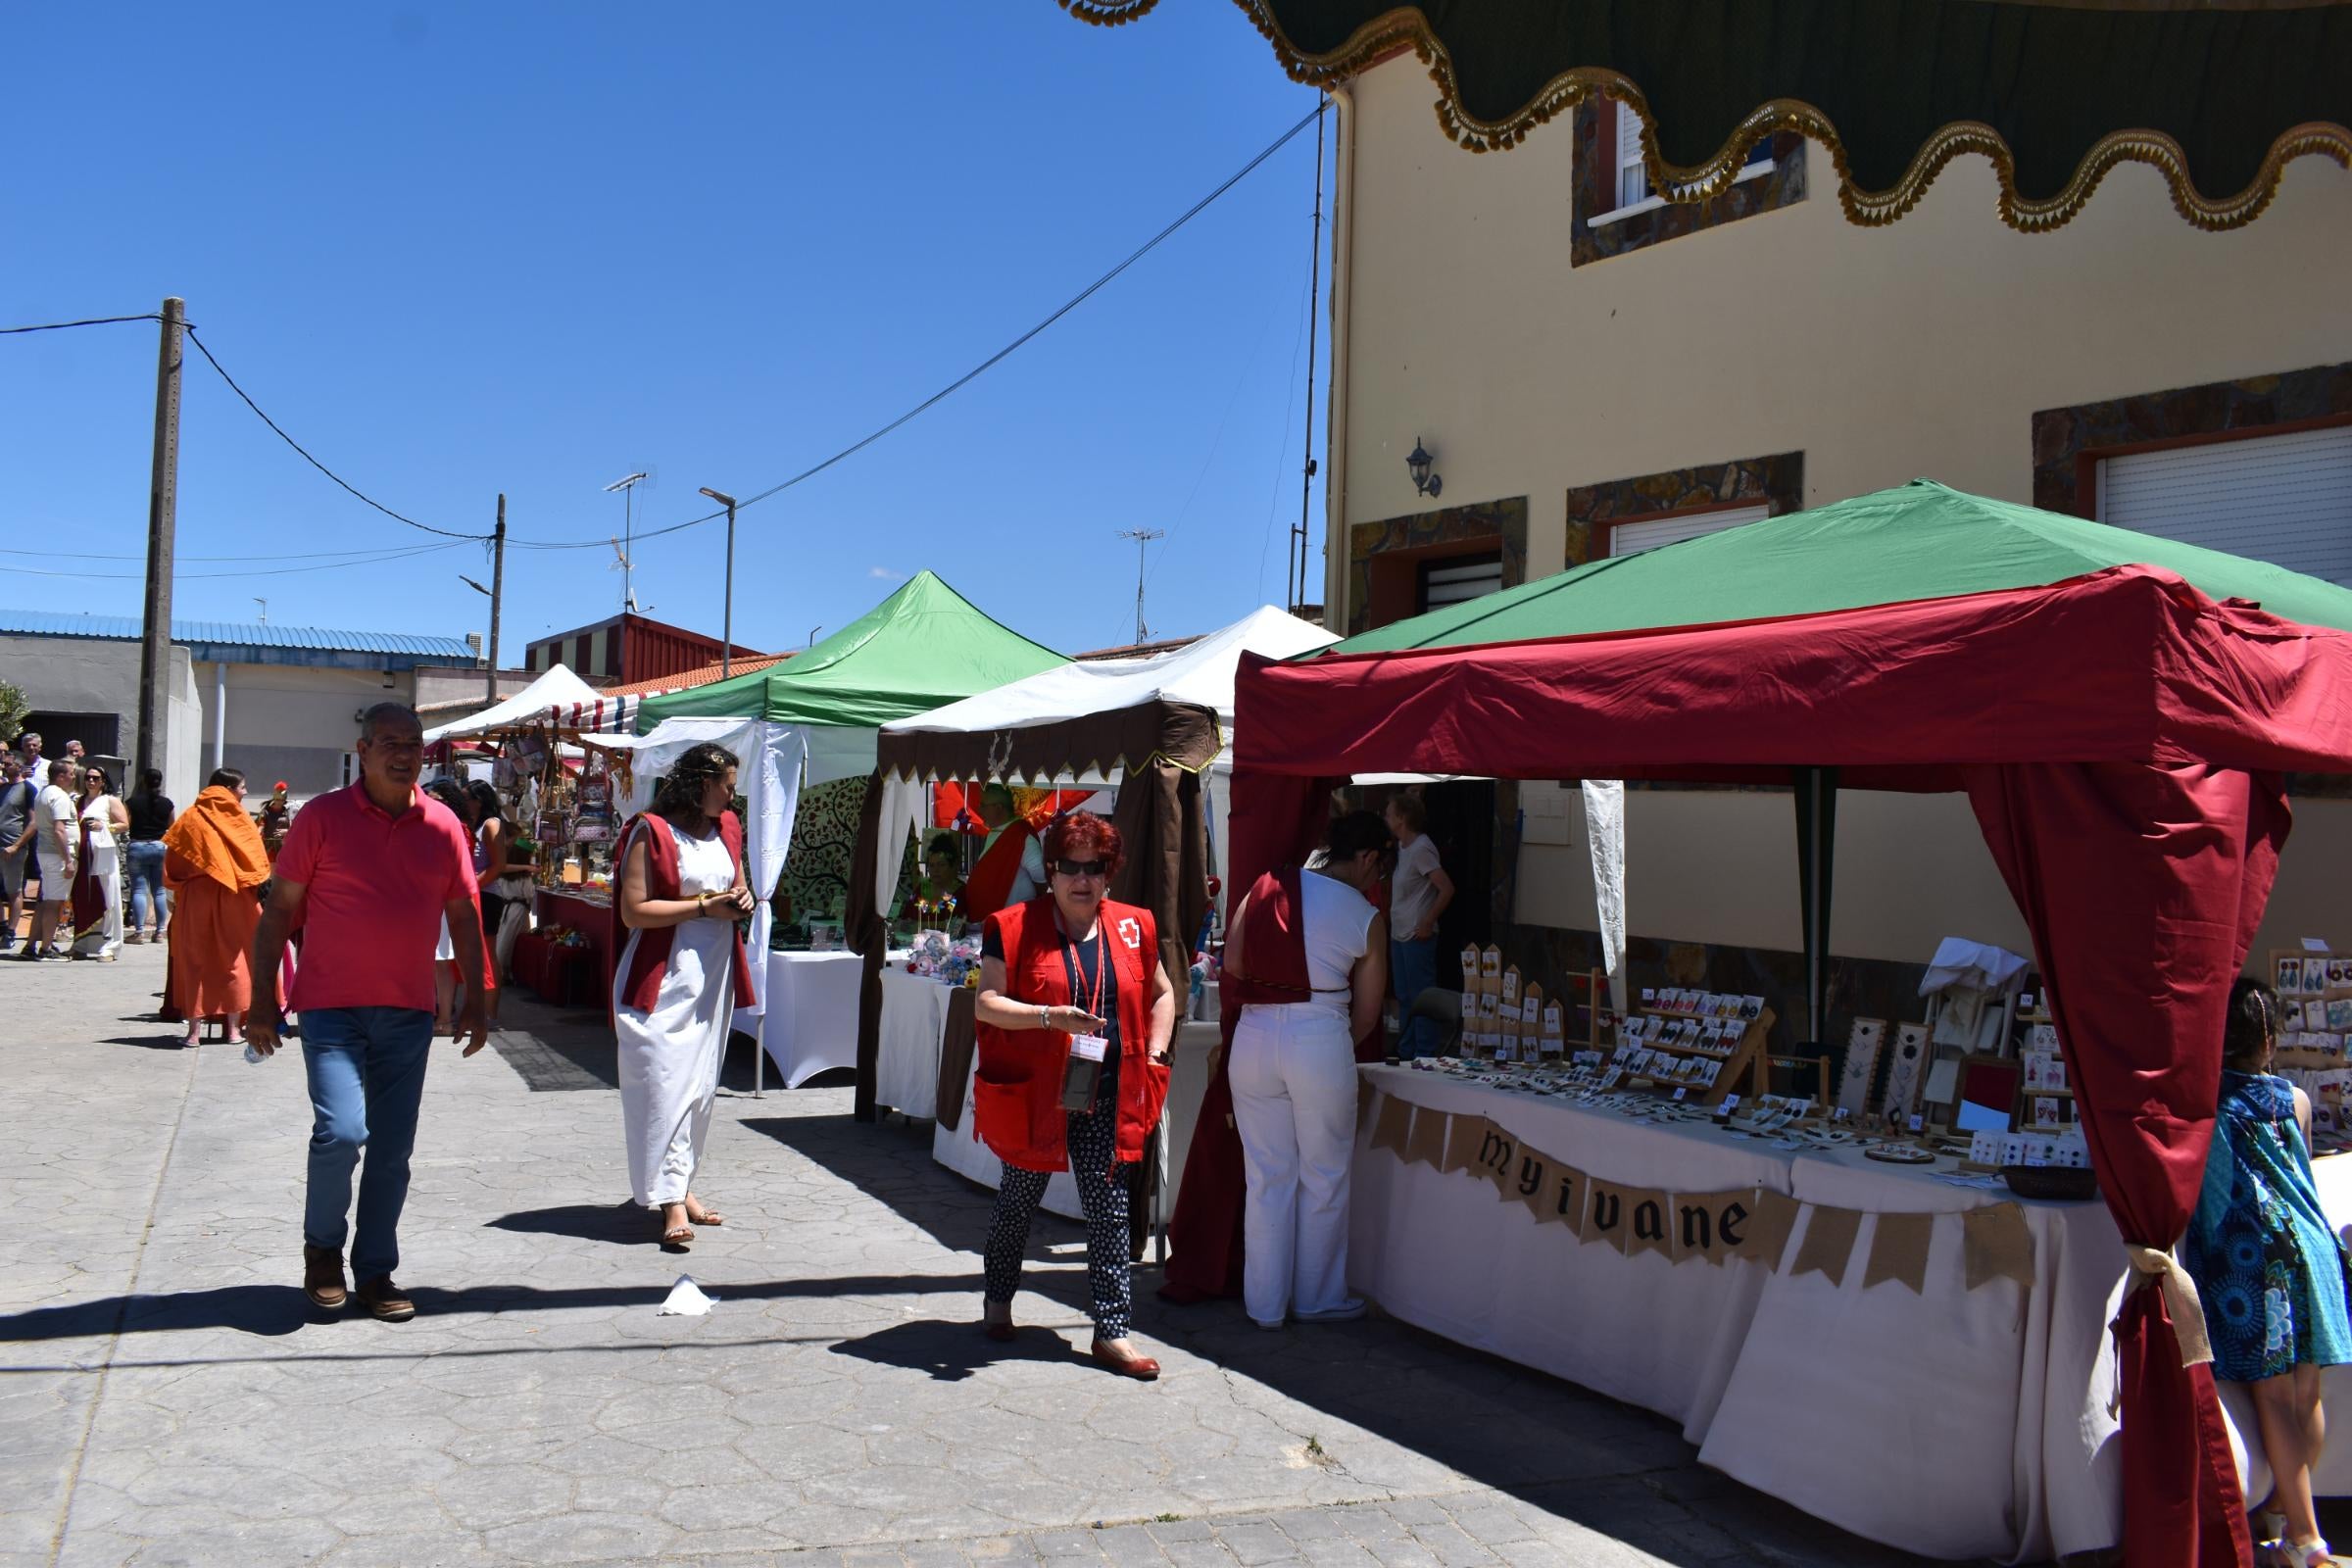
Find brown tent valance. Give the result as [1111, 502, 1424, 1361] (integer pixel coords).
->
[1058, 0, 2352, 233]
[875, 699, 1222, 787]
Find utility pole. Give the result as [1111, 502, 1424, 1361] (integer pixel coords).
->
[486, 494, 507, 702]
[1294, 97, 1328, 614]
[700, 488, 740, 678]
[135, 297, 184, 788]
[1116, 527, 1162, 645]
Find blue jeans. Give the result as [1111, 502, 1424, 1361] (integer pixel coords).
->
[125, 841, 169, 932]
[300, 1007, 434, 1281]
[1391, 936, 1439, 1058]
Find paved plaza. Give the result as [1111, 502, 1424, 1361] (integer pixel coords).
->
[5, 947, 1945, 1568]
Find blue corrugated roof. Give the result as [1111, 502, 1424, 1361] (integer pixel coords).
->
[0, 610, 476, 660]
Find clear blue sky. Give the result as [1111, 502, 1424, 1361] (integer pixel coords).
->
[1, 4, 1328, 662]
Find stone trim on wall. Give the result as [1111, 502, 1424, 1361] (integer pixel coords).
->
[1571, 100, 1808, 269]
[1563, 452, 1805, 566]
[1346, 496, 1531, 635]
[2031, 360, 2352, 517]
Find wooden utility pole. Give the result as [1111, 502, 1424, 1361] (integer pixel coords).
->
[1294, 98, 1327, 614]
[487, 494, 507, 702]
[136, 297, 185, 786]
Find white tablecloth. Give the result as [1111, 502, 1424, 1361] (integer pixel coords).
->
[1349, 1066, 1795, 1434]
[932, 1020, 1220, 1226]
[1349, 1067, 2352, 1563]
[761, 951, 863, 1088]
[875, 969, 956, 1120]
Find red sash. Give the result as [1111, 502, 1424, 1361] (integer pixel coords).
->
[962, 817, 1035, 917]
[614, 809, 758, 1013]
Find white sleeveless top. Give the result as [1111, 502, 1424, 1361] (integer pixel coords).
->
[1280, 872, 1377, 1021]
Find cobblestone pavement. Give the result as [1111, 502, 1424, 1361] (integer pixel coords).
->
[4, 948, 1948, 1568]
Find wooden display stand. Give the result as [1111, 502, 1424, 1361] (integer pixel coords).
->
[1617, 1006, 1776, 1107]
[2273, 947, 2352, 1071]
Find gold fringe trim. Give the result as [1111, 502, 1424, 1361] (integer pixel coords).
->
[1058, 0, 1161, 24]
[1157, 0, 2352, 234]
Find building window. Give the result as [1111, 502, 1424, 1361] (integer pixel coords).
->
[1418, 553, 1503, 613]
[1564, 454, 1803, 568]
[1348, 498, 1531, 635]
[2032, 361, 2352, 584]
[1593, 102, 1778, 229]
[1606, 501, 1771, 557]
[2094, 426, 2352, 584]
[1572, 97, 1806, 267]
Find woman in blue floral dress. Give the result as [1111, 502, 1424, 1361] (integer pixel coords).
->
[2182, 978, 2352, 1567]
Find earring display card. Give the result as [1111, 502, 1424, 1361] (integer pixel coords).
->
[1882, 1023, 1931, 1123]
[1838, 1017, 1886, 1116]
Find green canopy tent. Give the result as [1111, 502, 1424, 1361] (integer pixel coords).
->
[628, 570, 1064, 1092]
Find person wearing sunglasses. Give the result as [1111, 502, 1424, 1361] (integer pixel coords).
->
[971, 810, 1177, 1379]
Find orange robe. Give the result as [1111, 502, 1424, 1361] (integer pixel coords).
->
[162, 786, 272, 1021]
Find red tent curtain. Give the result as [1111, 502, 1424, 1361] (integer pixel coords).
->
[1964, 760, 2288, 1568]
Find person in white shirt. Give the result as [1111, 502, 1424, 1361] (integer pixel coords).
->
[21, 760, 80, 960]
[1225, 809, 1392, 1328]
[17, 731, 49, 788]
[1384, 792, 1454, 1058]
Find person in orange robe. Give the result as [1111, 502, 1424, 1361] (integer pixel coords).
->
[163, 768, 272, 1048]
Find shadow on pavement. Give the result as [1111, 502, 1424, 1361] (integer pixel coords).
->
[484, 1200, 648, 1246]
[828, 1316, 1082, 1383]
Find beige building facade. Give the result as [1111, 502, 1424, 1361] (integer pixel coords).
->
[1319, 57, 2352, 981]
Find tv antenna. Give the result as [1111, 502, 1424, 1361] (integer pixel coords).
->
[603, 471, 651, 613]
[1115, 527, 1163, 645]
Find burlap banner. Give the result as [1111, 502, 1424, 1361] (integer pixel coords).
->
[1863, 1212, 1936, 1295]
[1790, 1204, 1863, 1288]
[1363, 1092, 2034, 1293]
[1401, 1103, 1451, 1169]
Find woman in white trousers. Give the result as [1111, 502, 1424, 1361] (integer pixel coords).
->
[1226, 810, 1391, 1329]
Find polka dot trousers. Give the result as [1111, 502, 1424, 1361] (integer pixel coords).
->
[982, 1093, 1132, 1342]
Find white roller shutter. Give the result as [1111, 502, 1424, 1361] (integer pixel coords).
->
[1420, 556, 1503, 612]
[1608, 503, 1769, 557]
[2097, 426, 2352, 585]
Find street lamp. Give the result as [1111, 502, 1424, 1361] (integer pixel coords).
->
[699, 487, 739, 678]
[459, 574, 491, 597]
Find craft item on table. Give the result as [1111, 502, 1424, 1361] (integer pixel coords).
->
[1500, 965, 1521, 1008]
[1881, 1023, 1931, 1122]
[1835, 1017, 1884, 1115]
[2032, 1096, 2064, 1130]
[1461, 944, 1484, 994]
[1480, 945, 1502, 988]
[1863, 1211, 1936, 1294]
[1865, 1144, 1936, 1164]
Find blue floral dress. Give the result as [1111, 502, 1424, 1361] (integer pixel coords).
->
[2181, 1070, 2352, 1383]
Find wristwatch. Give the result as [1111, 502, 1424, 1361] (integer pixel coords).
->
[1039, 1004, 1052, 1030]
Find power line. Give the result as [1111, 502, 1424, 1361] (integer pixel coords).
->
[0, 541, 472, 564]
[0, 540, 466, 581]
[183, 327, 489, 542]
[0, 313, 165, 335]
[508, 102, 1328, 553]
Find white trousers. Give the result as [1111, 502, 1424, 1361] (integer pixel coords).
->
[1229, 1004, 1358, 1325]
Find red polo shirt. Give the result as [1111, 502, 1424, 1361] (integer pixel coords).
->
[276, 782, 479, 1014]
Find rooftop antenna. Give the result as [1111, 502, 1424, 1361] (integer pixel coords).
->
[1115, 527, 1163, 645]
[603, 471, 651, 614]
[253, 596, 268, 624]
[606, 538, 638, 612]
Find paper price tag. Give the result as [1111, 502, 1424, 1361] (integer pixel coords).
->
[1907, 1113, 1925, 1134]
[1718, 1095, 1740, 1116]
[1070, 1033, 1109, 1062]
[1673, 1087, 1689, 1102]
[2305, 938, 2333, 953]
[1834, 1106, 1851, 1123]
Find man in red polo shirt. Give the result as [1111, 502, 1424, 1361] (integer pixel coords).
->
[247, 703, 490, 1322]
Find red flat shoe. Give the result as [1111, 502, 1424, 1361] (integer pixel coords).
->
[1091, 1340, 1160, 1381]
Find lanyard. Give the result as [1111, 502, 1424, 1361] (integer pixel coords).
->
[1061, 928, 1108, 1023]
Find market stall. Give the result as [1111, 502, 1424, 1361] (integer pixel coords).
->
[865, 606, 1340, 1220]
[1183, 480, 2352, 1562]
[635, 570, 1064, 1085]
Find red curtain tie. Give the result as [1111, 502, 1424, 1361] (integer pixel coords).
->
[2126, 1245, 2215, 1367]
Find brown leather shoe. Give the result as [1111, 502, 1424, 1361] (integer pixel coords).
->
[302, 1246, 346, 1311]
[354, 1275, 416, 1322]
[1090, 1339, 1160, 1381]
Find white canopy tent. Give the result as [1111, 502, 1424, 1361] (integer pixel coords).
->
[420, 663, 604, 744]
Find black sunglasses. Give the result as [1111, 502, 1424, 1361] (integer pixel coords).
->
[1053, 858, 1108, 879]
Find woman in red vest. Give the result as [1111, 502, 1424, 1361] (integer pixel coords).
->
[972, 810, 1176, 1379]
[613, 743, 757, 1250]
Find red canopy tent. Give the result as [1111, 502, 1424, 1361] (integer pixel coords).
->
[1172, 482, 2352, 1567]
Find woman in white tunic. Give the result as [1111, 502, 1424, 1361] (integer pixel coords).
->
[72, 765, 129, 960]
[613, 743, 755, 1250]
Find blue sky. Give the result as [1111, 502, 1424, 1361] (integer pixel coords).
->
[1, 4, 1328, 661]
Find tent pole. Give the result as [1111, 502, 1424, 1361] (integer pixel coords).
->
[1794, 767, 1838, 1067]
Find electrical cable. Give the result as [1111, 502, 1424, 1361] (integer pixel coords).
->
[507, 102, 1327, 552]
[183, 327, 489, 542]
[0, 541, 474, 564]
[0, 313, 165, 335]
[0, 540, 466, 581]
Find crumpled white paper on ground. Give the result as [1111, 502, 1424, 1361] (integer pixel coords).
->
[659, 1275, 716, 1316]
